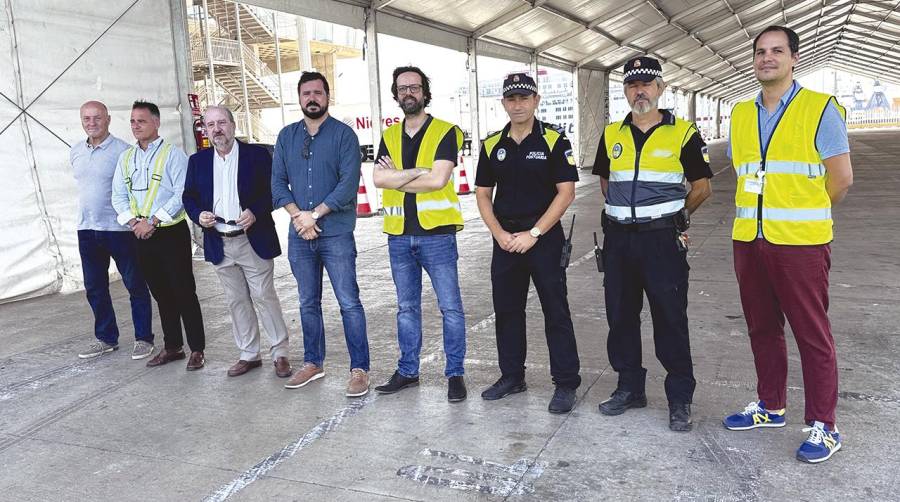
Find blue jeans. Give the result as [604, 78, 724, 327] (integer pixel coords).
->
[77, 230, 153, 345]
[388, 234, 466, 377]
[288, 231, 369, 371]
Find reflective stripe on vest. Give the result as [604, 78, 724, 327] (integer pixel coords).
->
[735, 160, 826, 178]
[381, 117, 464, 235]
[606, 199, 685, 220]
[603, 116, 694, 223]
[735, 207, 832, 221]
[730, 87, 843, 245]
[121, 142, 186, 227]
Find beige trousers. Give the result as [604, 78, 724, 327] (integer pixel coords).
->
[213, 234, 289, 361]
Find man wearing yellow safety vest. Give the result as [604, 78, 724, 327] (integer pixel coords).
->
[475, 72, 581, 414]
[592, 57, 712, 432]
[373, 66, 467, 403]
[722, 26, 853, 465]
[112, 101, 206, 371]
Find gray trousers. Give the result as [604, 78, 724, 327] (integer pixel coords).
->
[213, 234, 289, 361]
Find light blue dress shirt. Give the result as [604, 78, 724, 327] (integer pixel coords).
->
[111, 136, 189, 225]
[70, 134, 130, 231]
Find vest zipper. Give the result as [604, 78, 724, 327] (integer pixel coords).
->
[757, 87, 800, 239]
[631, 148, 641, 222]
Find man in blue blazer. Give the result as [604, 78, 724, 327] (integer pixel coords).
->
[183, 106, 292, 378]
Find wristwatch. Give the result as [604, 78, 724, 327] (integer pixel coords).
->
[311, 210, 320, 220]
[529, 227, 542, 238]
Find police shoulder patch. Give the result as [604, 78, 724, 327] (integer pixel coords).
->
[547, 122, 566, 135]
[701, 145, 710, 163]
[565, 149, 576, 166]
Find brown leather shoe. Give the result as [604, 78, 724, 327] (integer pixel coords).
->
[186, 351, 205, 371]
[227, 359, 262, 377]
[284, 362, 324, 389]
[274, 357, 292, 378]
[146, 348, 185, 367]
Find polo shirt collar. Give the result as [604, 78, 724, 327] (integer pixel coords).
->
[621, 108, 675, 129]
[85, 133, 114, 150]
[754, 80, 800, 109]
[500, 117, 543, 141]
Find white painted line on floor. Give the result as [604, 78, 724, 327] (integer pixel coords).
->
[203, 394, 376, 502]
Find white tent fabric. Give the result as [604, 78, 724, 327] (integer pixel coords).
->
[0, 0, 193, 303]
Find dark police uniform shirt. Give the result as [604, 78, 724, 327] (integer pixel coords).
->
[475, 120, 579, 221]
[377, 115, 459, 235]
[591, 109, 713, 183]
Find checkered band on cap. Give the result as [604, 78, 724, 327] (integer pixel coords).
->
[624, 68, 663, 79]
[504, 82, 538, 94]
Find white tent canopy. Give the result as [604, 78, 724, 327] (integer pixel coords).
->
[0, 0, 193, 302]
[3, 0, 898, 302]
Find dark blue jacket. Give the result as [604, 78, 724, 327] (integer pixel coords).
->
[183, 141, 281, 265]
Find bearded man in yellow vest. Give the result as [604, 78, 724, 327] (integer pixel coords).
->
[592, 57, 713, 432]
[721, 26, 853, 465]
[373, 66, 467, 403]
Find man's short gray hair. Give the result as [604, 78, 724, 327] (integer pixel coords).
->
[203, 105, 235, 124]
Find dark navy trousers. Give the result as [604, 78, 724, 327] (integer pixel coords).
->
[602, 224, 695, 404]
[491, 223, 581, 390]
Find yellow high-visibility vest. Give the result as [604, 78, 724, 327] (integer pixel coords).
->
[731, 88, 844, 245]
[381, 117, 464, 235]
[603, 116, 694, 222]
[121, 142, 186, 227]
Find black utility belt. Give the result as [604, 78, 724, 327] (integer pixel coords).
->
[604, 215, 677, 232]
[218, 229, 245, 237]
[497, 215, 541, 233]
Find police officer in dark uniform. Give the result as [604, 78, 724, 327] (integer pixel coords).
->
[592, 57, 712, 431]
[475, 72, 581, 414]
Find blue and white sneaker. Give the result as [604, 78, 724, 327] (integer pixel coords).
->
[723, 401, 786, 430]
[796, 421, 841, 463]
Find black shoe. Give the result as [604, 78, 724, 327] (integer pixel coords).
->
[598, 389, 647, 416]
[447, 376, 467, 403]
[481, 376, 527, 401]
[548, 386, 577, 414]
[669, 402, 693, 432]
[374, 371, 419, 394]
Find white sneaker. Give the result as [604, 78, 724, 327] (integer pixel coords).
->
[131, 340, 155, 360]
[78, 340, 118, 359]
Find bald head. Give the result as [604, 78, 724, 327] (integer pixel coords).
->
[80, 100, 111, 144]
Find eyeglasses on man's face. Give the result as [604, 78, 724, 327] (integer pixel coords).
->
[396, 84, 423, 95]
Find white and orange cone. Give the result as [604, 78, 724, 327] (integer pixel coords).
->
[357, 177, 375, 217]
[457, 155, 472, 195]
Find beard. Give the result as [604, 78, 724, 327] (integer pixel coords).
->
[399, 95, 425, 115]
[630, 95, 658, 115]
[302, 101, 328, 119]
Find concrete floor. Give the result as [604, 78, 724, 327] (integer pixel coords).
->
[1, 129, 898, 502]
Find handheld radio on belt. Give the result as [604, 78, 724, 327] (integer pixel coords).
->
[560, 214, 576, 268]
[593, 232, 604, 273]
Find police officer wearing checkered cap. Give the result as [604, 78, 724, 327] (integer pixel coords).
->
[592, 56, 713, 431]
[475, 72, 582, 414]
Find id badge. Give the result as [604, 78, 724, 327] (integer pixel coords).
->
[744, 171, 764, 195]
[743, 177, 762, 194]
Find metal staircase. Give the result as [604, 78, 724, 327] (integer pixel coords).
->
[191, 36, 282, 109]
[203, 0, 275, 42]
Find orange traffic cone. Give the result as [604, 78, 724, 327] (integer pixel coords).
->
[457, 155, 472, 195]
[357, 177, 375, 217]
